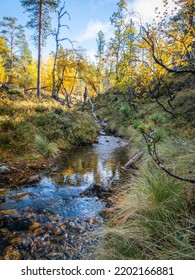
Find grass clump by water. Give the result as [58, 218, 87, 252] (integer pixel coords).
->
[98, 162, 195, 260]
[33, 135, 59, 158]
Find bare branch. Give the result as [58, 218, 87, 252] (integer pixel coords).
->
[141, 129, 195, 184]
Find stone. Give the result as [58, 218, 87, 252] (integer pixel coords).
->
[0, 166, 11, 174]
[80, 183, 112, 199]
[33, 228, 44, 235]
[2, 209, 21, 217]
[27, 175, 40, 184]
[10, 237, 22, 246]
[9, 192, 36, 201]
[6, 217, 32, 232]
[3, 246, 21, 260]
[29, 222, 41, 232]
[0, 197, 5, 203]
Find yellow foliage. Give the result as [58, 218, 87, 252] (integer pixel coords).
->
[0, 56, 6, 82]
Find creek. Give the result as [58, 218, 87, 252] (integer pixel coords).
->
[0, 134, 129, 260]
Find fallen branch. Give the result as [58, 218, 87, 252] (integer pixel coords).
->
[122, 151, 143, 169]
[24, 86, 47, 93]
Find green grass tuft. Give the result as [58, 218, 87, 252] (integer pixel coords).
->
[33, 135, 59, 158]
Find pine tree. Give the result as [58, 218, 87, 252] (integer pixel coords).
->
[0, 17, 25, 84]
[20, 0, 60, 97]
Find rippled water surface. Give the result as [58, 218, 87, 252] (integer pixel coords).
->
[0, 135, 129, 259]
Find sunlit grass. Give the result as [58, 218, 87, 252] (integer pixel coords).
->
[97, 162, 195, 260]
[0, 92, 99, 160]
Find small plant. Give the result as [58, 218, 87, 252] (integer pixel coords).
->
[33, 135, 59, 157]
[132, 119, 143, 129]
[149, 112, 165, 124]
[119, 103, 132, 118]
[34, 105, 48, 113]
[152, 129, 166, 142]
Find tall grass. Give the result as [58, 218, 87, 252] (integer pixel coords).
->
[97, 162, 195, 259]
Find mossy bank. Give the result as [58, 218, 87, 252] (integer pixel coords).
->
[0, 90, 100, 187]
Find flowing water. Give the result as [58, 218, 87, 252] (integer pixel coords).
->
[0, 134, 129, 260]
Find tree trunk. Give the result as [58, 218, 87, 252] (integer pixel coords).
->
[37, 0, 43, 98]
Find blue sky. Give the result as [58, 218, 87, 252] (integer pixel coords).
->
[0, 0, 175, 60]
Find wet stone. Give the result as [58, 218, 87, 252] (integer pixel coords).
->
[2, 209, 21, 217]
[0, 166, 11, 174]
[9, 192, 36, 201]
[27, 175, 40, 184]
[80, 183, 112, 199]
[3, 246, 21, 260]
[29, 222, 41, 232]
[10, 237, 22, 246]
[6, 217, 32, 232]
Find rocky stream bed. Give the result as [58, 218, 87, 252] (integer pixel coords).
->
[0, 134, 129, 260]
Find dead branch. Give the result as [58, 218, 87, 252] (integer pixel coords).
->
[141, 130, 195, 184]
[142, 26, 195, 74]
[122, 151, 143, 169]
[24, 86, 47, 93]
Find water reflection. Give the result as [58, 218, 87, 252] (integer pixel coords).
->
[49, 135, 129, 189]
[0, 135, 129, 220]
[0, 135, 130, 260]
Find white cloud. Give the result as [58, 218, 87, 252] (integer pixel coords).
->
[87, 48, 97, 62]
[77, 20, 111, 42]
[127, 0, 176, 23]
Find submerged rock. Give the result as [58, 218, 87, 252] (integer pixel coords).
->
[2, 209, 21, 217]
[0, 196, 5, 204]
[29, 222, 41, 232]
[9, 192, 36, 201]
[80, 183, 112, 199]
[3, 216, 32, 232]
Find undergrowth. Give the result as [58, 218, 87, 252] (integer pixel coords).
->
[0, 91, 99, 161]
